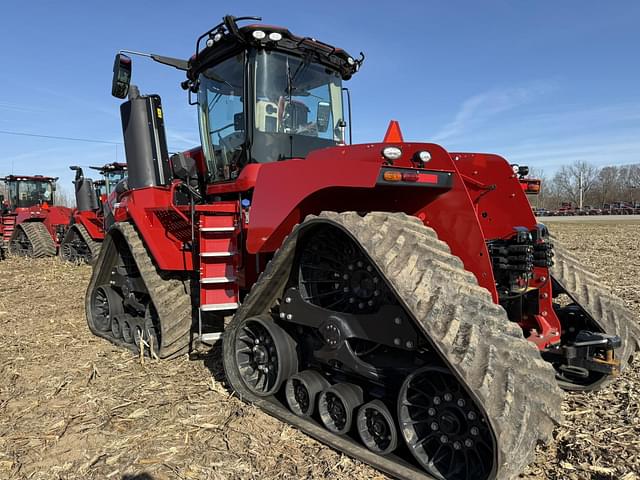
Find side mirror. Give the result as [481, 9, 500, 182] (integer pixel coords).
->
[316, 101, 331, 133]
[112, 53, 132, 99]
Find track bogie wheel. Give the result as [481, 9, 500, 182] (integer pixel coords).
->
[357, 399, 398, 455]
[233, 315, 298, 397]
[318, 383, 363, 435]
[111, 317, 122, 339]
[285, 369, 330, 417]
[132, 321, 144, 347]
[144, 306, 159, 353]
[122, 318, 134, 344]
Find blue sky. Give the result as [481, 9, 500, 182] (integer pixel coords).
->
[1, 1, 639, 191]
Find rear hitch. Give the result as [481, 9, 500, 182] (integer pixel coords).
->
[542, 330, 622, 377]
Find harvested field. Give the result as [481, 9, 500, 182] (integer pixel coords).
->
[0, 222, 639, 480]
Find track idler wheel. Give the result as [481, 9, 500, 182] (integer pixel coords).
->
[285, 370, 330, 417]
[398, 367, 494, 480]
[357, 400, 398, 455]
[318, 383, 363, 435]
[90, 285, 123, 332]
[233, 315, 298, 397]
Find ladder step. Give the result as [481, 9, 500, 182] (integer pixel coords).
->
[199, 332, 223, 343]
[201, 226, 235, 233]
[200, 302, 239, 312]
[201, 276, 236, 284]
[200, 251, 236, 257]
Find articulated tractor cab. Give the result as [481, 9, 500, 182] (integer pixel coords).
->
[1, 175, 71, 258]
[61, 162, 127, 263]
[86, 15, 639, 480]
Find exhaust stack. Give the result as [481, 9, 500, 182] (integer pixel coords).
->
[119, 86, 170, 189]
[70, 166, 99, 212]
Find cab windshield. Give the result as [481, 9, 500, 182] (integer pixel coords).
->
[8, 180, 54, 208]
[253, 50, 344, 162]
[104, 170, 126, 195]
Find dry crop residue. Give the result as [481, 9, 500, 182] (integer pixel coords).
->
[0, 221, 638, 480]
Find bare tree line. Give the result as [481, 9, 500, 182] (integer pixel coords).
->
[54, 182, 74, 207]
[530, 162, 640, 209]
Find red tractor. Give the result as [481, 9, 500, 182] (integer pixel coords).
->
[86, 16, 639, 480]
[60, 162, 127, 263]
[0, 175, 72, 258]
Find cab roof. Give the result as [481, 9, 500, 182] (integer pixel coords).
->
[188, 19, 363, 82]
[2, 175, 58, 182]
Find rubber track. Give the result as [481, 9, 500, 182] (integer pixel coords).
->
[550, 240, 640, 373]
[223, 212, 563, 480]
[11, 222, 56, 258]
[85, 222, 192, 358]
[61, 224, 101, 264]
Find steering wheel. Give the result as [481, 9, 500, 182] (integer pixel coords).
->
[219, 131, 244, 151]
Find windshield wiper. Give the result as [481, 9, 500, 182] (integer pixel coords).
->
[205, 70, 236, 91]
[286, 57, 311, 97]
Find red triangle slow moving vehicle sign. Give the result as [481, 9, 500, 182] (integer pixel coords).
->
[383, 120, 404, 143]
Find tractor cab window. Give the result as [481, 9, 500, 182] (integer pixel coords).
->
[198, 53, 246, 182]
[94, 180, 107, 198]
[104, 170, 126, 195]
[252, 50, 344, 162]
[9, 180, 54, 208]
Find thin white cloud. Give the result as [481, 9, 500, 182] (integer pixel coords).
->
[503, 136, 640, 170]
[167, 130, 200, 148]
[432, 81, 557, 142]
[30, 85, 120, 119]
[0, 101, 47, 114]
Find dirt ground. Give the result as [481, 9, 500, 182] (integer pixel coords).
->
[1, 222, 639, 480]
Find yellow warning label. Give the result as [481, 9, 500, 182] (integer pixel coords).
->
[156, 108, 163, 119]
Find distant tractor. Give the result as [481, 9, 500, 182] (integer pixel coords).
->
[60, 163, 127, 263]
[0, 175, 72, 258]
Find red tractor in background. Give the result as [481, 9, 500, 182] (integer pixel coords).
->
[0, 175, 71, 258]
[85, 16, 639, 480]
[60, 162, 127, 263]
